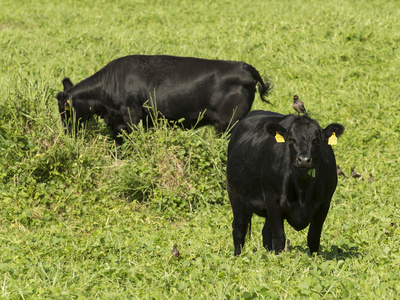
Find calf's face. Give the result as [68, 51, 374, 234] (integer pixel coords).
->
[267, 118, 344, 172]
[55, 78, 94, 134]
[55, 91, 73, 134]
[288, 121, 322, 170]
[55, 78, 75, 133]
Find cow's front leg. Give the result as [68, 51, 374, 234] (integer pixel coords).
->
[262, 219, 272, 251]
[268, 217, 286, 254]
[265, 194, 286, 254]
[113, 123, 128, 148]
[307, 202, 331, 254]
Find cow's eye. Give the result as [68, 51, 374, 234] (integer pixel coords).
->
[288, 138, 297, 144]
[313, 138, 321, 145]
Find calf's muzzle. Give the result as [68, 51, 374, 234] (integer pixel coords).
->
[296, 155, 312, 168]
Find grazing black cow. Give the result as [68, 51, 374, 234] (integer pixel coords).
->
[55, 55, 272, 145]
[226, 110, 344, 255]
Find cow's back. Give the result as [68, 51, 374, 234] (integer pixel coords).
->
[105, 55, 253, 83]
[100, 55, 258, 117]
[228, 110, 286, 154]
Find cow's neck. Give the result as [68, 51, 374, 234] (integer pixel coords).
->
[291, 169, 314, 201]
[282, 169, 316, 229]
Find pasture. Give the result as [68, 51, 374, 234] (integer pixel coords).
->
[1, 0, 400, 298]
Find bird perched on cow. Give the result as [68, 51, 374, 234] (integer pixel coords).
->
[337, 165, 346, 178]
[171, 244, 180, 258]
[293, 95, 306, 115]
[350, 168, 361, 178]
[226, 110, 344, 255]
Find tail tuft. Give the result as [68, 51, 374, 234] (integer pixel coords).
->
[245, 63, 273, 104]
[258, 77, 273, 103]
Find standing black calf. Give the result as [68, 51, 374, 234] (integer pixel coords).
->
[55, 55, 272, 145]
[226, 110, 344, 255]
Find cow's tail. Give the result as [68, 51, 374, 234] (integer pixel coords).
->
[245, 64, 273, 104]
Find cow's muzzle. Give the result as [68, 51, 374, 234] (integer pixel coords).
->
[296, 155, 312, 169]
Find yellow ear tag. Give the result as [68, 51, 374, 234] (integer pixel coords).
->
[65, 100, 70, 111]
[328, 132, 337, 145]
[275, 132, 285, 143]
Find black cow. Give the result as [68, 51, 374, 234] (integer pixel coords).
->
[226, 110, 344, 255]
[56, 55, 272, 145]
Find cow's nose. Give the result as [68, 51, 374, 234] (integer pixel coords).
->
[297, 155, 312, 167]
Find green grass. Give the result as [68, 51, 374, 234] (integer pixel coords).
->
[1, 0, 400, 298]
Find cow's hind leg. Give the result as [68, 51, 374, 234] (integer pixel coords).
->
[228, 184, 252, 256]
[213, 92, 252, 134]
[232, 209, 252, 256]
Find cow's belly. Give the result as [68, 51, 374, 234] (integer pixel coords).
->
[239, 197, 268, 218]
[282, 200, 315, 231]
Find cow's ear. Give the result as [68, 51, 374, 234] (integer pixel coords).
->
[62, 77, 74, 91]
[323, 123, 345, 144]
[265, 123, 287, 143]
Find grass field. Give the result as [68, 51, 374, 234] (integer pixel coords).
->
[1, 0, 400, 298]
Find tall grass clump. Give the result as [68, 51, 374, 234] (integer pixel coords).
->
[113, 113, 229, 217]
[0, 73, 117, 227]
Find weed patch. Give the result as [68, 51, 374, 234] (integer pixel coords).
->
[113, 120, 228, 216]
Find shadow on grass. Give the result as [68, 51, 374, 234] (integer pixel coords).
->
[289, 244, 363, 260]
[321, 244, 363, 260]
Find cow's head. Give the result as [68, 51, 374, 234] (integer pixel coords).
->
[55, 78, 74, 133]
[266, 116, 344, 175]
